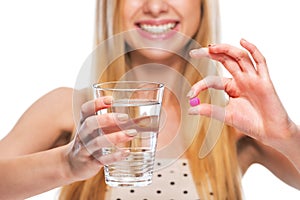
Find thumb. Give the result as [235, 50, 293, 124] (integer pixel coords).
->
[188, 104, 226, 123]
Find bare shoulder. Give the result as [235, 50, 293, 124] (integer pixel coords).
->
[26, 86, 75, 134]
[43, 87, 73, 102]
[29, 87, 74, 124]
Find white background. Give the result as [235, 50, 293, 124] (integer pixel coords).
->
[0, 0, 299, 199]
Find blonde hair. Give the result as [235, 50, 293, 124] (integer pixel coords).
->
[60, 0, 242, 199]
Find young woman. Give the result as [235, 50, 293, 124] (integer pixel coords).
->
[60, 0, 300, 199]
[0, 0, 299, 200]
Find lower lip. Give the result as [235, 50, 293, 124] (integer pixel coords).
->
[135, 24, 179, 40]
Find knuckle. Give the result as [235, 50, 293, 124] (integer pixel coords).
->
[111, 132, 125, 145]
[261, 55, 267, 64]
[80, 102, 89, 115]
[94, 136, 106, 148]
[235, 51, 247, 61]
[216, 56, 226, 64]
[94, 98, 102, 110]
[110, 153, 118, 162]
[111, 153, 121, 163]
[249, 43, 258, 52]
[104, 135, 115, 146]
[96, 114, 112, 127]
[84, 117, 97, 132]
[222, 46, 230, 54]
[206, 76, 218, 85]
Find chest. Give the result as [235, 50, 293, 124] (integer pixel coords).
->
[105, 158, 200, 200]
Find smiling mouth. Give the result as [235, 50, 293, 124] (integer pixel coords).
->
[136, 22, 178, 34]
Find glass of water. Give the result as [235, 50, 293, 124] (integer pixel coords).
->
[93, 81, 164, 187]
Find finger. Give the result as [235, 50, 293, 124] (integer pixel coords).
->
[85, 129, 138, 152]
[189, 47, 210, 58]
[96, 150, 130, 165]
[80, 96, 113, 123]
[70, 137, 91, 157]
[102, 115, 159, 134]
[209, 44, 257, 74]
[190, 47, 243, 76]
[79, 113, 129, 139]
[240, 38, 269, 77]
[188, 104, 226, 123]
[79, 129, 100, 145]
[187, 76, 231, 98]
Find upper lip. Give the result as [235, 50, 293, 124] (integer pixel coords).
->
[135, 19, 179, 27]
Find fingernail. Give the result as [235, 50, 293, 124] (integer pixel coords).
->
[188, 107, 200, 115]
[189, 97, 200, 107]
[103, 96, 113, 105]
[189, 49, 207, 57]
[186, 90, 195, 98]
[116, 113, 129, 121]
[125, 129, 138, 137]
[190, 49, 199, 55]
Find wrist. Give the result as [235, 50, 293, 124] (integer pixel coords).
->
[273, 122, 300, 172]
[58, 144, 78, 184]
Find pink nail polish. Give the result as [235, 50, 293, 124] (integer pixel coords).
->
[189, 97, 200, 107]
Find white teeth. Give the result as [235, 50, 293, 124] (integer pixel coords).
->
[140, 23, 176, 34]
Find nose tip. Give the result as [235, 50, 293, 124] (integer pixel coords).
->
[143, 0, 169, 17]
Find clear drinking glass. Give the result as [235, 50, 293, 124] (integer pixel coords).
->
[93, 81, 164, 187]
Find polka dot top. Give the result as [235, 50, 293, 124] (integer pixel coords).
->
[105, 158, 201, 200]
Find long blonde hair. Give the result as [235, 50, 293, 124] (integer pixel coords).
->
[60, 0, 242, 199]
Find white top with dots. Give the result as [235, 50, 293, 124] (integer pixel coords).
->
[105, 158, 201, 200]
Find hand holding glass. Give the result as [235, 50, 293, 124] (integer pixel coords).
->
[93, 81, 164, 187]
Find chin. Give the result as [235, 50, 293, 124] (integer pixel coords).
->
[132, 48, 179, 64]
